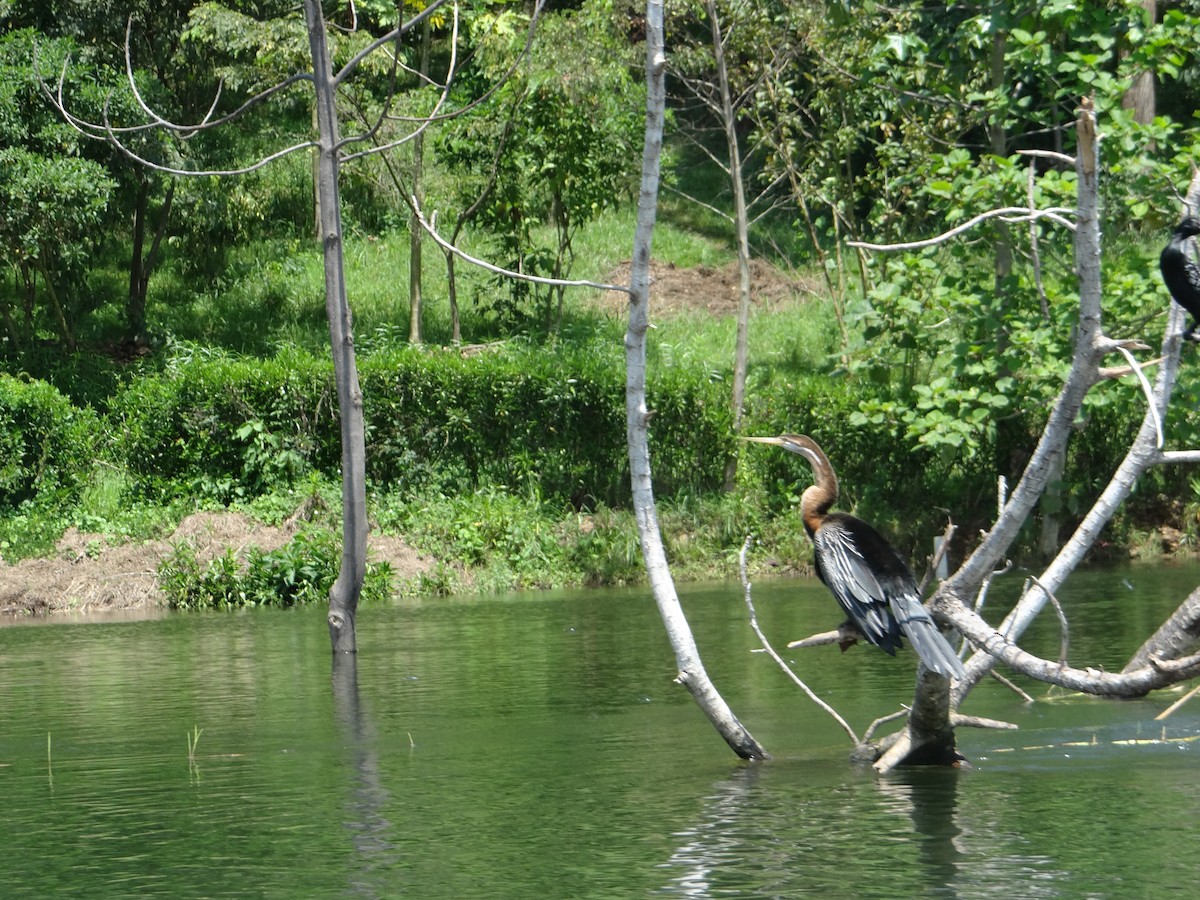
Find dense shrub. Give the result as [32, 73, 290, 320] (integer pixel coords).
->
[0, 374, 99, 510]
[109, 347, 336, 501]
[158, 526, 394, 611]
[107, 343, 733, 508]
[3, 341, 1166, 563]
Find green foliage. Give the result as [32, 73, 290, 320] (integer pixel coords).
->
[437, 0, 644, 329]
[158, 525, 395, 611]
[109, 345, 333, 501]
[0, 31, 118, 345]
[0, 374, 98, 511]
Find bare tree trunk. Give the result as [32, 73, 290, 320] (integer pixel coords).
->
[705, 0, 753, 493]
[867, 101, 1111, 772]
[127, 177, 174, 342]
[304, 0, 368, 654]
[446, 251, 461, 344]
[1125, 588, 1200, 674]
[408, 18, 432, 344]
[627, 0, 767, 761]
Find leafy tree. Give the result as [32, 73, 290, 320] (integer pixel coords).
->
[439, 0, 643, 335]
[46, 0, 457, 653]
[0, 30, 115, 348]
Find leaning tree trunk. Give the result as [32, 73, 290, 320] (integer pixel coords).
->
[870, 101, 1108, 772]
[304, 0, 368, 654]
[626, 0, 767, 761]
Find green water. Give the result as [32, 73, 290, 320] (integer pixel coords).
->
[2, 567, 1199, 897]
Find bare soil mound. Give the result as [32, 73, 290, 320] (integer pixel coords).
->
[597, 257, 812, 317]
[0, 511, 430, 618]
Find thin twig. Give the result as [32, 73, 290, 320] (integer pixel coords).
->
[333, 0, 458, 87]
[1017, 148, 1076, 166]
[918, 521, 956, 596]
[862, 708, 908, 743]
[989, 669, 1036, 703]
[410, 202, 631, 294]
[738, 536, 859, 744]
[1112, 344, 1163, 449]
[1028, 575, 1069, 666]
[341, 5, 461, 160]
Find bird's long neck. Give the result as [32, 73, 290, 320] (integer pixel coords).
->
[799, 447, 838, 536]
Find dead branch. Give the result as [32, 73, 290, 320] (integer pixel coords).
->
[1106, 344, 1163, 448]
[784, 630, 840, 649]
[918, 521, 956, 596]
[847, 206, 1077, 253]
[950, 166, 1200, 704]
[1155, 682, 1200, 720]
[989, 670, 1036, 703]
[951, 713, 1018, 730]
[332, 0, 457, 87]
[944, 602, 1200, 697]
[739, 537, 860, 744]
[340, 6, 460, 160]
[1099, 355, 1163, 378]
[1027, 575, 1069, 666]
[410, 202, 631, 294]
[862, 709, 908, 744]
[1125, 587, 1200, 672]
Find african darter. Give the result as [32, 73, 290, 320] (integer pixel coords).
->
[1160, 217, 1200, 343]
[746, 434, 966, 679]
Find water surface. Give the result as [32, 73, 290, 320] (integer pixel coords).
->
[1, 567, 1198, 897]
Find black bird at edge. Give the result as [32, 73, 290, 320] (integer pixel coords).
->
[1160, 216, 1200, 343]
[745, 434, 966, 679]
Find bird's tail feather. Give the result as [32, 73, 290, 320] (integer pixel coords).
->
[891, 594, 967, 680]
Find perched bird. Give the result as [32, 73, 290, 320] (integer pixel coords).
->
[745, 434, 966, 679]
[1160, 216, 1200, 342]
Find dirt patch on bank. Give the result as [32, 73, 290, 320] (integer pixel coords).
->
[596, 257, 814, 317]
[0, 511, 431, 619]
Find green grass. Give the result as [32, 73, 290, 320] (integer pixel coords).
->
[142, 199, 758, 359]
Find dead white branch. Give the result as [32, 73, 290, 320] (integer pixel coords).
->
[1155, 683, 1200, 720]
[410, 203, 630, 294]
[847, 206, 1076, 252]
[738, 537, 859, 744]
[341, 5, 460, 161]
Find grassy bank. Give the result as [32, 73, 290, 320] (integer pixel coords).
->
[2, 201, 1195, 610]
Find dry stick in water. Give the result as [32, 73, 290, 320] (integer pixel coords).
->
[1155, 682, 1200, 721]
[738, 536, 860, 745]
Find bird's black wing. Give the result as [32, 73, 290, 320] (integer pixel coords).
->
[812, 522, 903, 654]
[1160, 242, 1200, 317]
[1185, 257, 1200, 302]
[814, 516, 966, 678]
